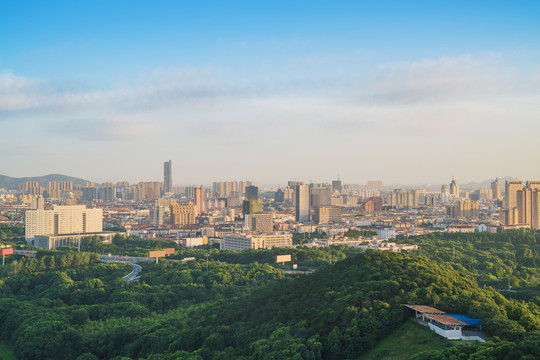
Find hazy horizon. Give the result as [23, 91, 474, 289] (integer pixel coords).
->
[0, 170, 520, 189]
[2, 1, 540, 184]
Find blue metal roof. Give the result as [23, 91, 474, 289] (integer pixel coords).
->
[443, 314, 481, 326]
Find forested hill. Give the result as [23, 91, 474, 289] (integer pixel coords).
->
[0, 174, 90, 189]
[394, 230, 540, 289]
[1, 250, 538, 359]
[207, 251, 539, 359]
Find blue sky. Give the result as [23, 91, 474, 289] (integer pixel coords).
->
[1, 1, 540, 185]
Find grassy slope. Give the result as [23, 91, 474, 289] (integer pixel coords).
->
[0, 342, 16, 360]
[358, 320, 457, 360]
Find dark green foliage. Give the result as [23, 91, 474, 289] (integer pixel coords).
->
[410, 336, 540, 360]
[395, 230, 540, 287]
[206, 245, 360, 269]
[292, 230, 327, 244]
[79, 234, 178, 257]
[0, 232, 539, 359]
[0, 224, 25, 240]
[344, 229, 377, 238]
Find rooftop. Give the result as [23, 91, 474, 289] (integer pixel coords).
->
[404, 304, 444, 314]
[426, 314, 468, 326]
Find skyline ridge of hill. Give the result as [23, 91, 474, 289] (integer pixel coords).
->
[0, 174, 524, 191]
[0, 174, 91, 189]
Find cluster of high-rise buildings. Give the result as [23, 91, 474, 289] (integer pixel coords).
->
[10, 159, 540, 253]
[500, 181, 540, 228]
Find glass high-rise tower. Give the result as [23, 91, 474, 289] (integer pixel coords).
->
[163, 160, 172, 194]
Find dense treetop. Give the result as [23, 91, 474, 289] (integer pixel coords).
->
[0, 227, 539, 359]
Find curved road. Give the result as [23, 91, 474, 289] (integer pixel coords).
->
[101, 256, 143, 284]
[123, 263, 142, 283]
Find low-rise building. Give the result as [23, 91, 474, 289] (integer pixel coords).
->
[34, 232, 115, 250]
[179, 237, 208, 248]
[221, 233, 292, 251]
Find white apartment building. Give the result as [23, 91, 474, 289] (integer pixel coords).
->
[25, 205, 103, 240]
[221, 233, 292, 251]
[376, 228, 397, 239]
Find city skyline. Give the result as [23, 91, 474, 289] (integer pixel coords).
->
[0, 169, 524, 189]
[2, 1, 540, 184]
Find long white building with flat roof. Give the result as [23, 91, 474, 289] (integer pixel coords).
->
[25, 205, 103, 240]
[221, 233, 292, 251]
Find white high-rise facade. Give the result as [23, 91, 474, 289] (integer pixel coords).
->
[25, 205, 103, 240]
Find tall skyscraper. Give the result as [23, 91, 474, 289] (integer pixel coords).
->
[163, 160, 172, 194]
[449, 177, 460, 198]
[246, 185, 259, 200]
[491, 178, 501, 200]
[295, 184, 311, 222]
[194, 186, 204, 213]
[505, 181, 523, 209]
[243, 199, 263, 216]
[332, 174, 342, 194]
[517, 188, 533, 225]
[533, 191, 540, 229]
[516, 183, 540, 228]
[526, 181, 540, 191]
[311, 186, 332, 207]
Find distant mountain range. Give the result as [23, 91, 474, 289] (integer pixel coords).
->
[0, 174, 91, 190]
[385, 176, 521, 191]
[460, 176, 520, 190]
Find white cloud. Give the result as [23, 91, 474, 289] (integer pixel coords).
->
[2, 51, 540, 183]
[53, 116, 155, 141]
[0, 71, 45, 111]
[355, 52, 537, 105]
